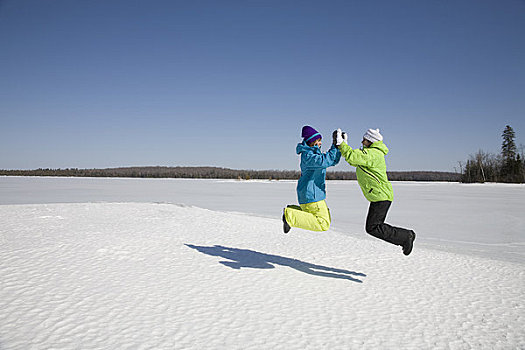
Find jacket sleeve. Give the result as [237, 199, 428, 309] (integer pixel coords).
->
[302, 144, 341, 169]
[339, 142, 375, 167]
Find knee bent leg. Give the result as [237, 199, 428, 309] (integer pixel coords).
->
[366, 224, 381, 237]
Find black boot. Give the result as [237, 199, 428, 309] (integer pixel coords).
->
[403, 231, 416, 256]
[282, 209, 291, 234]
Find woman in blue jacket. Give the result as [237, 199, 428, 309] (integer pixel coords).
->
[283, 126, 341, 233]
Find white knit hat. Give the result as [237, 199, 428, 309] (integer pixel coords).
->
[363, 128, 383, 143]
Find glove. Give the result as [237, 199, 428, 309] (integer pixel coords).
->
[332, 129, 338, 145]
[342, 131, 348, 144]
[334, 128, 344, 146]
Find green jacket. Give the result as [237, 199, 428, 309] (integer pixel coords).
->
[339, 141, 394, 202]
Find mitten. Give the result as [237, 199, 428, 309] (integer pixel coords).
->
[335, 128, 344, 146]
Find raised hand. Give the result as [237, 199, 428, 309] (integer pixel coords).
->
[334, 128, 344, 146]
[332, 129, 339, 146]
[342, 131, 348, 144]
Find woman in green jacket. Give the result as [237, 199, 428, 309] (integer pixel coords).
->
[334, 128, 416, 256]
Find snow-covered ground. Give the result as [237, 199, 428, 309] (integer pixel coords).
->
[1, 176, 524, 263]
[1, 177, 524, 349]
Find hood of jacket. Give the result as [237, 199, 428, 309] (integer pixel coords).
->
[368, 141, 389, 156]
[296, 141, 321, 155]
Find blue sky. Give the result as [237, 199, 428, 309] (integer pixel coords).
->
[1, 0, 524, 171]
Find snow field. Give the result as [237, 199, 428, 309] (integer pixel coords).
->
[2, 177, 524, 263]
[1, 202, 523, 349]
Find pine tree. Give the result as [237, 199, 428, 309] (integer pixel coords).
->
[501, 125, 516, 162]
[501, 125, 521, 182]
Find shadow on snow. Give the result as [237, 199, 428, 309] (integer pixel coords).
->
[185, 244, 366, 283]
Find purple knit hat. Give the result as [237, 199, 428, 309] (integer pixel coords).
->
[301, 125, 322, 144]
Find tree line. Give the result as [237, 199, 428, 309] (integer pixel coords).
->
[459, 125, 524, 183]
[0, 166, 460, 182]
[5, 126, 523, 183]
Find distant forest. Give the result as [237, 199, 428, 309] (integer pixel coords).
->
[4, 127, 522, 183]
[460, 125, 524, 183]
[0, 166, 460, 182]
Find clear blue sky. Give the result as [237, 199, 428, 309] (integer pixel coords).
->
[1, 0, 524, 171]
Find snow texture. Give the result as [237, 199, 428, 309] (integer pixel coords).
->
[0, 177, 524, 349]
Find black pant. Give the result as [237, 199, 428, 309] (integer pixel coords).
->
[365, 201, 411, 246]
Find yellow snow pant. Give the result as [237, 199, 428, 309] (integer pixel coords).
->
[284, 200, 331, 232]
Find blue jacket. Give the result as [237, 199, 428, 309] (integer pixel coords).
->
[296, 142, 341, 204]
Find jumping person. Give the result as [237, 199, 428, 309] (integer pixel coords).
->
[334, 128, 416, 255]
[282, 125, 341, 233]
